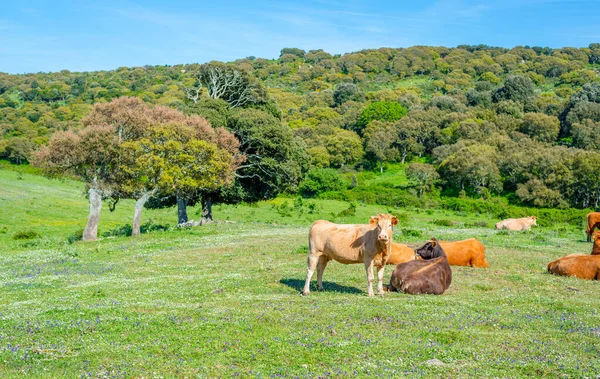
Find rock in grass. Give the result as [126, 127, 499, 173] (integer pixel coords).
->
[424, 358, 445, 366]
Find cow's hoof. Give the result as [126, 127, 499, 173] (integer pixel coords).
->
[301, 291, 310, 296]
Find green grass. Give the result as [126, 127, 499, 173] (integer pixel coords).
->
[1, 168, 600, 377]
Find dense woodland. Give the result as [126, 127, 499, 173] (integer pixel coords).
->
[3, 44, 600, 220]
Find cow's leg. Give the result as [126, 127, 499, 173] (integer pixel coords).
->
[364, 259, 375, 297]
[376, 265, 385, 295]
[316, 256, 329, 291]
[302, 255, 319, 296]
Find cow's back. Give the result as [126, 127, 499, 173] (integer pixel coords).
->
[548, 255, 600, 279]
[440, 239, 488, 267]
[387, 243, 415, 265]
[309, 220, 373, 264]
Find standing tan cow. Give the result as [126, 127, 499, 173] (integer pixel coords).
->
[303, 213, 399, 297]
[495, 216, 537, 231]
[586, 212, 600, 242]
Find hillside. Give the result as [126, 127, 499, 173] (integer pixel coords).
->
[2, 44, 600, 209]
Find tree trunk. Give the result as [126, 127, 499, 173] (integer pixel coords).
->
[201, 197, 214, 225]
[379, 160, 383, 173]
[132, 190, 155, 237]
[83, 188, 102, 241]
[177, 196, 188, 225]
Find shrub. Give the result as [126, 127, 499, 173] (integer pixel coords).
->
[67, 228, 84, 244]
[357, 101, 407, 134]
[299, 168, 347, 197]
[431, 219, 454, 227]
[337, 202, 357, 217]
[101, 220, 169, 238]
[13, 230, 40, 240]
[273, 201, 293, 217]
[401, 228, 423, 238]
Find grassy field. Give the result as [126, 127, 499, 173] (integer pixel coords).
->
[1, 168, 600, 378]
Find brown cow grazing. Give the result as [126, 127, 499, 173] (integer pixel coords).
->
[439, 239, 489, 268]
[303, 214, 399, 297]
[495, 216, 537, 231]
[388, 238, 452, 295]
[585, 212, 600, 242]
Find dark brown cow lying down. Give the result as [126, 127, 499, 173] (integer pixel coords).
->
[388, 238, 452, 295]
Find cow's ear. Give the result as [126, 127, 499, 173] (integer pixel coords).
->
[431, 237, 438, 247]
[391, 216, 399, 226]
[370, 216, 379, 225]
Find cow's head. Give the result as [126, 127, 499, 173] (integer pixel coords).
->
[529, 216, 537, 226]
[370, 213, 399, 243]
[415, 238, 446, 260]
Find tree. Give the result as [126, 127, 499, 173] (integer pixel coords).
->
[567, 151, 600, 208]
[187, 63, 267, 108]
[356, 101, 407, 135]
[406, 163, 440, 197]
[122, 122, 237, 228]
[492, 75, 535, 104]
[326, 129, 364, 167]
[87, 97, 240, 230]
[33, 126, 120, 241]
[333, 83, 361, 106]
[280, 48, 306, 58]
[520, 113, 560, 143]
[439, 144, 502, 195]
[572, 119, 600, 150]
[364, 121, 398, 172]
[299, 168, 347, 197]
[0, 137, 35, 164]
[190, 108, 309, 224]
[516, 179, 567, 208]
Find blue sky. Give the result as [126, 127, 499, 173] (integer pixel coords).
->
[1, 0, 599, 74]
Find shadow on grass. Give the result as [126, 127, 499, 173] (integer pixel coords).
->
[279, 278, 363, 294]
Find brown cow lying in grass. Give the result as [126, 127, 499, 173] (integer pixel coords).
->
[548, 236, 600, 280]
[495, 216, 537, 231]
[586, 212, 600, 242]
[303, 213, 399, 297]
[439, 239, 489, 268]
[388, 239, 489, 268]
[388, 238, 452, 295]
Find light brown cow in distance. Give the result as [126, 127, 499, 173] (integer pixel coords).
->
[303, 214, 398, 297]
[586, 212, 600, 242]
[495, 216, 537, 231]
[389, 238, 452, 295]
[388, 239, 489, 268]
